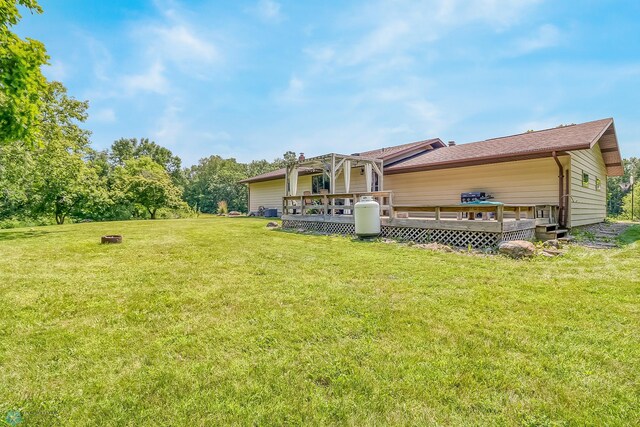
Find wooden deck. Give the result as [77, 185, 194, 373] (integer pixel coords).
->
[281, 192, 559, 246]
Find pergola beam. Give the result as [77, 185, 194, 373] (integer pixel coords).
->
[284, 152, 385, 196]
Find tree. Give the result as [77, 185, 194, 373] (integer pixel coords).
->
[114, 157, 184, 219]
[182, 151, 298, 214]
[275, 150, 297, 168]
[27, 82, 107, 224]
[607, 158, 640, 216]
[109, 137, 183, 185]
[621, 184, 640, 221]
[183, 156, 247, 213]
[0, 0, 48, 145]
[0, 142, 33, 217]
[30, 148, 106, 224]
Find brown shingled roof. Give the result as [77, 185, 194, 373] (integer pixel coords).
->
[238, 167, 318, 184]
[239, 138, 444, 183]
[240, 118, 623, 183]
[386, 118, 623, 176]
[354, 138, 444, 160]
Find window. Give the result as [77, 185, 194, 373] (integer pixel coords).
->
[312, 174, 330, 193]
[582, 171, 589, 188]
[596, 177, 602, 191]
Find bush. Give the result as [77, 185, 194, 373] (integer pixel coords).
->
[0, 216, 54, 229]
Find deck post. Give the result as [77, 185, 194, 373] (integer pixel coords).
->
[330, 154, 336, 195]
[496, 205, 504, 222]
[435, 206, 441, 220]
[515, 206, 521, 221]
[284, 165, 289, 197]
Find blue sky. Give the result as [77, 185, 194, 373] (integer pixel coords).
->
[17, 0, 640, 165]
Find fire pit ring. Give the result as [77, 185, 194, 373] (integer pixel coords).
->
[101, 235, 123, 244]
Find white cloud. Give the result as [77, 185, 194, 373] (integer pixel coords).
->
[154, 102, 185, 144]
[435, 0, 542, 28]
[346, 20, 413, 66]
[84, 2, 222, 98]
[121, 62, 169, 95]
[84, 36, 112, 82]
[303, 46, 335, 63]
[308, 0, 543, 69]
[45, 59, 68, 81]
[275, 76, 306, 104]
[511, 24, 560, 55]
[91, 108, 117, 123]
[201, 131, 232, 141]
[143, 24, 219, 69]
[251, 0, 284, 23]
[407, 100, 443, 126]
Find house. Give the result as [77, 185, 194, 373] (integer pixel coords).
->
[240, 118, 623, 246]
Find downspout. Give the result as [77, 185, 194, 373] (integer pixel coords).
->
[552, 151, 564, 226]
[565, 170, 570, 227]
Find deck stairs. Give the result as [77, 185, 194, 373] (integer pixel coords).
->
[536, 223, 569, 241]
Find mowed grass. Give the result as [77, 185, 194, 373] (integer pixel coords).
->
[0, 218, 639, 426]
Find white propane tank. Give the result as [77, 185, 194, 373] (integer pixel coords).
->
[355, 196, 381, 237]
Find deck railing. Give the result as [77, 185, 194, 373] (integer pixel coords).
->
[283, 193, 558, 225]
[391, 204, 537, 221]
[283, 191, 393, 216]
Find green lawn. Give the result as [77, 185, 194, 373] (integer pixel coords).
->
[1, 218, 639, 426]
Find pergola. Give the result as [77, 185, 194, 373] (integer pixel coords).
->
[284, 153, 384, 196]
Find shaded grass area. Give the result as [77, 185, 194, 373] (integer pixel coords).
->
[618, 224, 640, 245]
[0, 218, 639, 426]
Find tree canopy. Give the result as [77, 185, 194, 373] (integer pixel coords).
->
[0, 0, 48, 145]
[114, 157, 184, 219]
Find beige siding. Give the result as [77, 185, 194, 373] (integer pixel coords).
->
[248, 157, 572, 217]
[385, 157, 564, 206]
[333, 168, 368, 193]
[568, 143, 607, 227]
[248, 176, 312, 214]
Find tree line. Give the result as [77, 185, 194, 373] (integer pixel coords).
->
[0, 1, 298, 227]
[1, 1, 638, 227]
[0, 80, 293, 226]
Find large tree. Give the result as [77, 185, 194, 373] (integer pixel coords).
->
[183, 156, 248, 213]
[114, 157, 184, 219]
[109, 137, 183, 185]
[0, 0, 48, 145]
[27, 82, 107, 224]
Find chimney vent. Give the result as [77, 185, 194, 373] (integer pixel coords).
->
[448, 141, 456, 147]
[298, 153, 305, 162]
